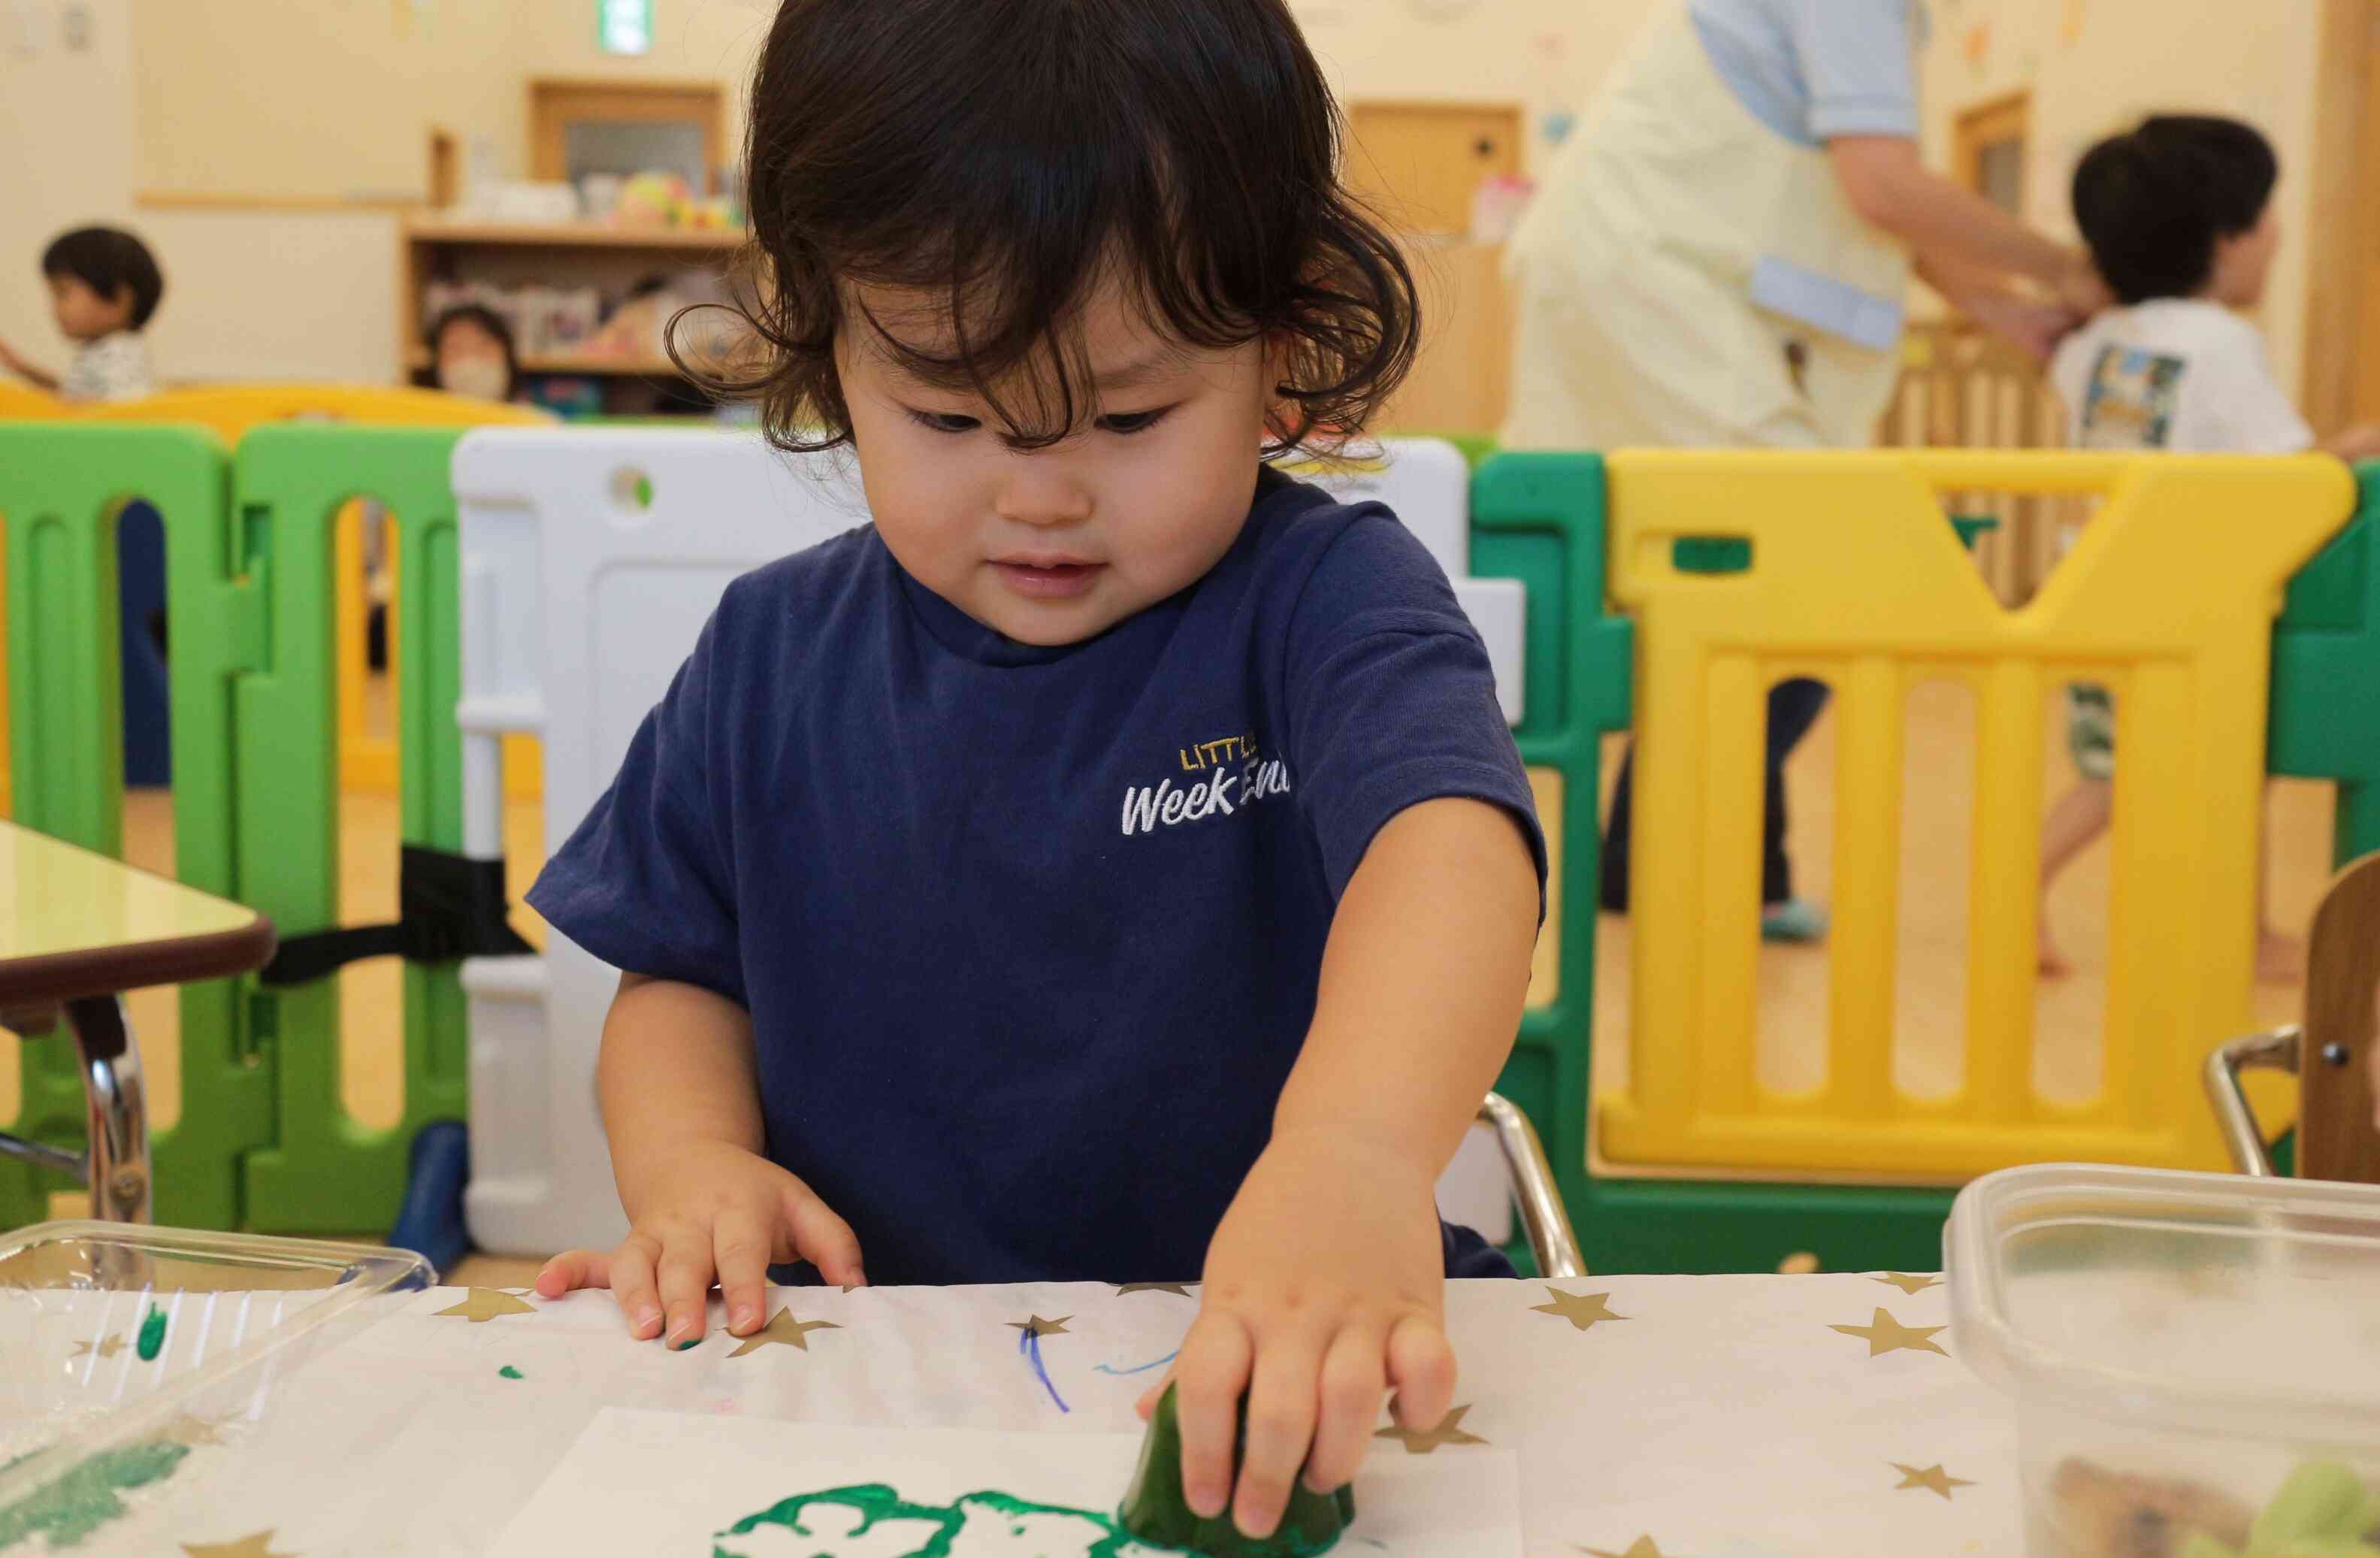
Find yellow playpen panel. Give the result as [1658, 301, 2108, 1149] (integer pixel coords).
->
[1601, 449, 2355, 1180]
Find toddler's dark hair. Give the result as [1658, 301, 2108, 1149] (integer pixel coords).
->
[2072, 116, 2277, 305]
[682, 0, 1418, 455]
[41, 227, 165, 330]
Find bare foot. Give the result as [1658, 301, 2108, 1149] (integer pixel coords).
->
[2255, 930, 2304, 984]
[2038, 918, 2073, 978]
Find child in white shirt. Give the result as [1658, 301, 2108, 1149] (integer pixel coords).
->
[2041, 116, 2380, 979]
[0, 227, 163, 403]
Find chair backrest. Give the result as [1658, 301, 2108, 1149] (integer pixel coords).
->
[2296, 852, 2380, 1183]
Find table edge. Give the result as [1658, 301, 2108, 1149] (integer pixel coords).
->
[0, 913, 279, 1007]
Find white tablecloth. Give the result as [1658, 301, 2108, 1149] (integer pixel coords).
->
[53, 1273, 2022, 1555]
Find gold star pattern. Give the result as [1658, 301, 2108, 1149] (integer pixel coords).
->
[181, 1533, 296, 1557]
[1374, 1404, 1487, 1454]
[727, 1308, 842, 1357]
[1829, 1308, 1949, 1359]
[161, 1414, 226, 1448]
[1008, 1314, 1072, 1339]
[1530, 1286, 1626, 1332]
[1114, 1284, 1195, 1297]
[1891, 1463, 1975, 1501]
[1577, 1538, 1669, 1557]
[431, 1288, 537, 1324]
[1873, 1272, 1942, 1296]
[70, 1334, 129, 1360]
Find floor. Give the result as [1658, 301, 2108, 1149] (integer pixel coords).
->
[3, 673, 2336, 1277]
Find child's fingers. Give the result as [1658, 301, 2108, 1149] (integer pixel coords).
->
[1302, 1323, 1387, 1493]
[1135, 1370, 1175, 1422]
[606, 1236, 666, 1341]
[1232, 1333, 1324, 1539]
[1172, 1312, 1254, 1522]
[654, 1231, 717, 1349]
[1384, 1311, 1457, 1429]
[779, 1180, 866, 1289]
[533, 1248, 610, 1298]
[711, 1209, 774, 1336]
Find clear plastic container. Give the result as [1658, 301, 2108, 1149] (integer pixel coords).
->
[1949, 1164, 2380, 1558]
[0, 1220, 431, 1551]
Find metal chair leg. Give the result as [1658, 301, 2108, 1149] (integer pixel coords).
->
[2204, 1025, 2301, 1178]
[1479, 1092, 1585, 1278]
[66, 996, 150, 1224]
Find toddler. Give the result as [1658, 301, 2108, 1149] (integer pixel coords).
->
[0, 227, 162, 402]
[2042, 116, 2380, 979]
[527, 0, 1545, 1541]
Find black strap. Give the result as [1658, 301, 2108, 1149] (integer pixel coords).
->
[260, 847, 535, 988]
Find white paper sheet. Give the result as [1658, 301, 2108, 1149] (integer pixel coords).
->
[491, 1407, 1523, 1556]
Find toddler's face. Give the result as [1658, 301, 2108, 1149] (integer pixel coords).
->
[436, 318, 513, 402]
[48, 274, 132, 342]
[836, 279, 1278, 646]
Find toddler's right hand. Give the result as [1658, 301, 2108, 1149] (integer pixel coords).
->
[533, 1140, 864, 1347]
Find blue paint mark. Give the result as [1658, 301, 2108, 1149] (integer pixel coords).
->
[1019, 1327, 1069, 1414]
[1093, 1348, 1180, 1377]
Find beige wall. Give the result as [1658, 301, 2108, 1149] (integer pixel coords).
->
[1298, 0, 1665, 177]
[5, 0, 2334, 394]
[1916, 0, 2323, 392]
[0, 0, 138, 371]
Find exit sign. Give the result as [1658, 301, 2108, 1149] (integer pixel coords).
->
[600, 0, 651, 54]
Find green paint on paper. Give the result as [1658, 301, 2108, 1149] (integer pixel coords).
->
[498, 1366, 525, 1380]
[0, 1442, 190, 1551]
[713, 1481, 1346, 1558]
[715, 1484, 1184, 1557]
[135, 1305, 168, 1362]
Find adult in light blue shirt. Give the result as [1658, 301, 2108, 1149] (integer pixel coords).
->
[1508, 0, 2107, 939]
[1690, 0, 1924, 149]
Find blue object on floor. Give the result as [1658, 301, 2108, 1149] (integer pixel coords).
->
[117, 501, 170, 787]
[1760, 899, 1830, 943]
[389, 1120, 473, 1277]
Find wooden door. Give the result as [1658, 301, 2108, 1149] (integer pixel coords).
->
[1346, 102, 1523, 236]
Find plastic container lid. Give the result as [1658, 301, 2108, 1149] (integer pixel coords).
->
[0, 1220, 431, 1535]
[1947, 1164, 2380, 1444]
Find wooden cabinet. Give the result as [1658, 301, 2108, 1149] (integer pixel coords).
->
[398, 219, 749, 413]
[1381, 239, 1511, 438]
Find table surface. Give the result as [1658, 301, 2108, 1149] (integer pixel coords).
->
[0, 820, 274, 1005]
[30, 1272, 2030, 1556]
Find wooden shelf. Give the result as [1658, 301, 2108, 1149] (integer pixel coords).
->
[404, 347, 694, 377]
[404, 220, 747, 250]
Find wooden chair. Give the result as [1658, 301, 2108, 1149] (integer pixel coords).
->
[2205, 852, 2380, 1181]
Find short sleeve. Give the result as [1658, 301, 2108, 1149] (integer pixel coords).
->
[2048, 333, 2095, 425]
[1790, 0, 1919, 142]
[2202, 331, 2315, 454]
[526, 604, 748, 1006]
[1281, 513, 1547, 906]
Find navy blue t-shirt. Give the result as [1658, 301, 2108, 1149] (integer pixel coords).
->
[528, 466, 1546, 1286]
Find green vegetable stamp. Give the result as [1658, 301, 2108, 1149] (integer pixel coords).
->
[1117, 1384, 1352, 1557]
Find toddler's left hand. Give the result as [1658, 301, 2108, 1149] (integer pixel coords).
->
[1135, 1130, 1455, 1541]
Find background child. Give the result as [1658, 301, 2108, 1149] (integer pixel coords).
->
[2040, 116, 2380, 978]
[424, 303, 522, 404]
[527, 0, 1544, 1542]
[0, 226, 163, 402]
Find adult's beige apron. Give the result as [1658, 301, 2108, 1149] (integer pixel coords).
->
[1501, 5, 1911, 451]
